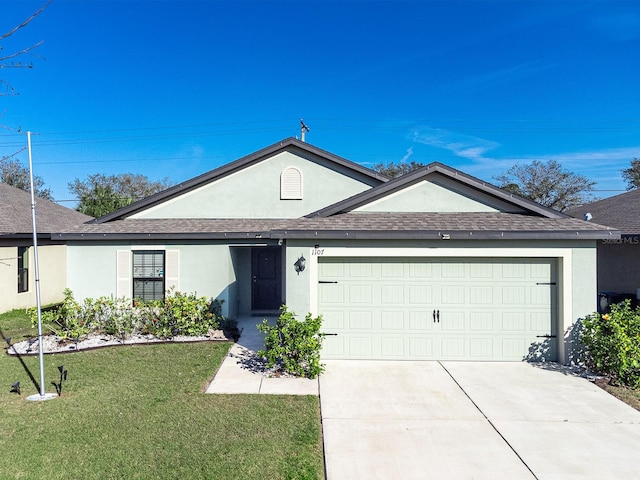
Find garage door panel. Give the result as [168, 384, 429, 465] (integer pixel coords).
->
[348, 285, 372, 303]
[469, 312, 494, 331]
[381, 284, 404, 303]
[381, 337, 405, 357]
[502, 338, 527, 358]
[441, 285, 465, 303]
[319, 257, 557, 361]
[469, 286, 494, 304]
[409, 311, 433, 330]
[441, 338, 465, 358]
[409, 262, 433, 278]
[440, 311, 465, 331]
[349, 337, 373, 357]
[408, 337, 433, 357]
[320, 284, 344, 303]
[502, 312, 526, 331]
[322, 310, 345, 329]
[501, 286, 526, 304]
[530, 285, 552, 305]
[408, 285, 433, 304]
[348, 311, 373, 329]
[381, 311, 405, 330]
[469, 338, 494, 358]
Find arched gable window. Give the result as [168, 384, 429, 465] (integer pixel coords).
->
[280, 167, 303, 199]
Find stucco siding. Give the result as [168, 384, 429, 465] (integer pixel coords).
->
[0, 245, 67, 312]
[130, 151, 378, 219]
[67, 242, 241, 318]
[355, 174, 529, 214]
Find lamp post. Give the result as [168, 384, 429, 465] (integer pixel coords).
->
[25, 131, 56, 402]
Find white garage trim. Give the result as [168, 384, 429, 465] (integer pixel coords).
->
[308, 247, 573, 362]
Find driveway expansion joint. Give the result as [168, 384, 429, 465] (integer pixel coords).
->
[438, 361, 540, 480]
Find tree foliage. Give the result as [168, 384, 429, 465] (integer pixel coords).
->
[1, 1, 50, 96]
[494, 159, 596, 211]
[373, 161, 425, 178]
[621, 158, 640, 190]
[68, 173, 173, 218]
[0, 156, 52, 199]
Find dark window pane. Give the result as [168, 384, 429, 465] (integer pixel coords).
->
[17, 247, 28, 293]
[132, 250, 165, 301]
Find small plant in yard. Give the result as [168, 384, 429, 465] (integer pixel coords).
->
[257, 306, 325, 379]
[581, 300, 640, 388]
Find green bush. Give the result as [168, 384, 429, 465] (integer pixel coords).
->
[150, 291, 219, 338]
[30, 288, 91, 340]
[257, 306, 325, 379]
[30, 289, 222, 340]
[581, 300, 640, 388]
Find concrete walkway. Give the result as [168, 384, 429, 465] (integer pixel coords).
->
[205, 316, 318, 395]
[320, 360, 640, 480]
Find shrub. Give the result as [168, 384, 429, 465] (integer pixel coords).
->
[581, 300, 640, 388]
[257, 306, 325, 379]
[151, 291, 219, 338]
[30, 288, 91, 340]
[31, 289, 222, 340]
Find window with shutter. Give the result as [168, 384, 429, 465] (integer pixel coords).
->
[280, 167, 303, 199]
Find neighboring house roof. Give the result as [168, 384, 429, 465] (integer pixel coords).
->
[0, 183, 92, 238]
[307, 162, 568, 219]
[92, 137, 389, 223]
[54, 212, 617, 241]
[567, 189, 640, 235]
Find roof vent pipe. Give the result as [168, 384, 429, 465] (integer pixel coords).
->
[584, 213, 592, 221]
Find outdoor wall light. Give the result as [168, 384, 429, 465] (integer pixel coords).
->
[294, 255, 306, 275]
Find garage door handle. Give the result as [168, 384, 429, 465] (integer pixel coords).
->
[433, 309, 440, 323]
[536, 282, 557, 285]
[323, 333, 338, 336]
[536, 334, 557, 338]
[319, 281, 338, 284]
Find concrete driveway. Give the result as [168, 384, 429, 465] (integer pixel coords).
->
[319, 361, 640, 480]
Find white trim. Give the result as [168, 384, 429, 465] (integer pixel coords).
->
[116, 250, 132, 299]
[165, 249, 180, 292]
[308, 246, 573, 362]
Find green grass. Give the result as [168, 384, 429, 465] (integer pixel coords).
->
[0, 310, 324, 480]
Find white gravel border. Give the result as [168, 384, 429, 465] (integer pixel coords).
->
[7, 330, 231, 356]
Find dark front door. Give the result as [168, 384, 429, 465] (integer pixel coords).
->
[251, 247, 282, 311]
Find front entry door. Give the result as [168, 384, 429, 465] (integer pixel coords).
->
[251, 247, 282, 311]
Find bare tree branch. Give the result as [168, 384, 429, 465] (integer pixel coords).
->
[0, 1, 51, 41]
[0, 40, 45, 66]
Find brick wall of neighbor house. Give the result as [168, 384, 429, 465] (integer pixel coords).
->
[597, 239, 640, 295]
[0, 245, 68, 313]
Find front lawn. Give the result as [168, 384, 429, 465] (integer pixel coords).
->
[0, 310, 324, 479]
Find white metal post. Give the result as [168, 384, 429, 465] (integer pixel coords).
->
[26, 131, 55, 401]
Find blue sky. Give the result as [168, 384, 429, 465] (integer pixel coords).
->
[1, 0, 639, 204]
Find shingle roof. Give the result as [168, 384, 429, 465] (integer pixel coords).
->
[0, 183, 93, 236]
[54, 212, 618, 241]
[567, 189, 640, 235]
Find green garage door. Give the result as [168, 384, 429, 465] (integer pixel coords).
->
[318, 257, 557, 361]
